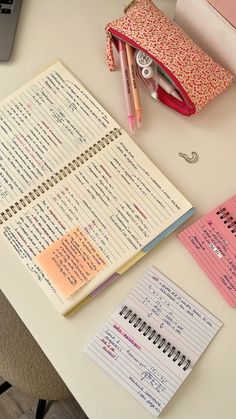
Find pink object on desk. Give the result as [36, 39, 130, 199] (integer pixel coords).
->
[105, 0, 233, 116]
[117, 40, 135, 133]
[207, 0, 236, 28]
[178, 195, 236, 307]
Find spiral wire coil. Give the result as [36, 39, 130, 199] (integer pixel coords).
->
[216, 207, 236, 233]
[0, 128, 122, 225]
[119, 305, 191, 371]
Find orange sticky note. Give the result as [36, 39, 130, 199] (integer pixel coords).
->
[35, 226, 107, 297]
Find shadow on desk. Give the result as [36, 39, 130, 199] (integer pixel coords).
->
[0, 376, 88, 419]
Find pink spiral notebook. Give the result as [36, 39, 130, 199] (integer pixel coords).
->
[178, 195, 236, 307]
[207, 0, 236, 28]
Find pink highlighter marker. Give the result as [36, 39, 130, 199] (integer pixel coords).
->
[118, 40, 135, 134]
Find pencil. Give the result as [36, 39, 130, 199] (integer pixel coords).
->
[118, 40, 135, 134]
[125, 43, 142, 128]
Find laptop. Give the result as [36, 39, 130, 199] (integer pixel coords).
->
[0, 0, 23, 61]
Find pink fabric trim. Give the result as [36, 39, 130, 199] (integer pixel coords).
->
[106, 33, 116, 71]
[157, 86, 194, 116]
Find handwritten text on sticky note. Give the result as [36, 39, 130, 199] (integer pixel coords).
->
[35, 226, 107, 297]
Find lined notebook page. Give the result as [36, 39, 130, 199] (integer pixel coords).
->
[0, 61, 118, 212]
[85, 266, 222, 416]
[179, 195, 236, 307]
[0, 61, 193, 313]
[1, 133, 192, 311]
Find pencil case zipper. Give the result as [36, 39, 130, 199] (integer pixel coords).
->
[106, 29, 196, 116]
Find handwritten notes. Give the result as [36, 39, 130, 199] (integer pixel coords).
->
[85, 266, 222, 416]
[0, 61, 115, 212]
[36, 226, 107, 297]
[179, 195, 236, 307]
[1, 130, 192, 311]
[0, 62, 193, 314]
[125, 267, 222, 363]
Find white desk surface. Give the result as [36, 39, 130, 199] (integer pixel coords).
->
[0, 1, 235, 418]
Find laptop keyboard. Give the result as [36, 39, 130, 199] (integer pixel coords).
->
[0, 0, 14, 14]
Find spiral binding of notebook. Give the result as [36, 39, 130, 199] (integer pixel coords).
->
[119, 305, 191, 371]
[216, 207, 236, 233]
[0, 128, 122, 225]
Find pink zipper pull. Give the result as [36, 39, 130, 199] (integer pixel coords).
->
[106, 33, 116, 71]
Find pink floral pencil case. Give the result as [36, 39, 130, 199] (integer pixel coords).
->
[105, 0, 234, 116]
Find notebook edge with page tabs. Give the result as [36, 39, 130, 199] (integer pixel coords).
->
[64, 207, 195, 317]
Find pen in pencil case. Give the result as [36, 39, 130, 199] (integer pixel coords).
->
[135, 50, 183, 102]
[118, 39, 136, 133]
[105, 0, 233, 116]
[125, 43, 142, 128]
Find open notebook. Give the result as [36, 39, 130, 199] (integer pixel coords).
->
[0, 61, 194, 316]
[85, 266, 222, 416]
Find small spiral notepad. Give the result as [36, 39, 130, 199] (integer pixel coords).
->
[85, 266, 222, 416]
[179, 195, 236, 307]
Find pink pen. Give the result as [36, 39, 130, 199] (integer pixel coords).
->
[118, 40, 135, 133]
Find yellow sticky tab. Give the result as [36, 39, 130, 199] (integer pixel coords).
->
[117, 251, 145, 275]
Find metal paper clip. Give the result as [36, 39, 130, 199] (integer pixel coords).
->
[178, 151, 199, 164]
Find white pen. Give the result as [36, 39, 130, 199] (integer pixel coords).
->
[142, 66, 182, 100]
[137, 51, 182, 101]
[157, 72, 182, 100]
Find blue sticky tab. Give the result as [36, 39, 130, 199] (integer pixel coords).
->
[142, 208, 195, 253]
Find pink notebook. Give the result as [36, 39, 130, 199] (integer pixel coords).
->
[207, 0, 236, 28]
[178, 195, 236, 307]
